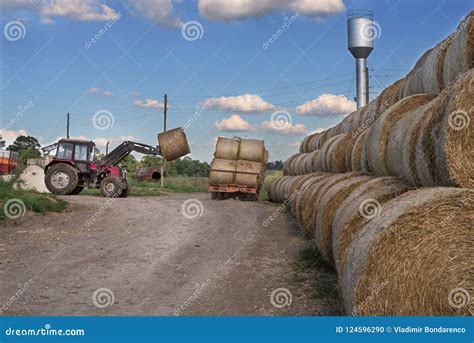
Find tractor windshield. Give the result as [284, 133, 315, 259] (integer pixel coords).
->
[56, 142, 73, 160]
[75, 144, 89, 161]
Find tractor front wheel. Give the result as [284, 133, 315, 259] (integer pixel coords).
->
[100, 176, 123, 198]
[45, 163, 79, 195]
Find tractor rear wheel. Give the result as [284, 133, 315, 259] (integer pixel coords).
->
[45, 163, 79, 195]
[100, 176, 123, 198]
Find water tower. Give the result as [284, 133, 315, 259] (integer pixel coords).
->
[347, 11, 375, 109]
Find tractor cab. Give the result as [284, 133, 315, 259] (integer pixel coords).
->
[53, 139, 95, 173]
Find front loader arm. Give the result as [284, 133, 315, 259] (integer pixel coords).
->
[99, 141, 159, 169]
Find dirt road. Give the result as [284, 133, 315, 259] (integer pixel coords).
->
[1, 193, 342, 316]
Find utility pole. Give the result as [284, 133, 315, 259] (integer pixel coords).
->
[66, 113, 70, 139]
[160, 94, 168, 188]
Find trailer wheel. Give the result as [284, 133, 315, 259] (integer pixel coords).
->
[45, 163, 79, 195]
[211, 192, 217, 200]
[100, 176, 123, 198]
[217, 192, 224, 200]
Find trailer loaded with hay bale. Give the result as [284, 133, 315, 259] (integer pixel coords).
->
[208, 137, 268, 201]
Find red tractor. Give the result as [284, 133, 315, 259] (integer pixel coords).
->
[43, 139, 159, 197]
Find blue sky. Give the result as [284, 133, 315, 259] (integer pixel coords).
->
[0, 0, 472, 162]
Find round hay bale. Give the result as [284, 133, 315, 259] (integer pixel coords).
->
[436, 70, 474, 188]
[300, 173, 363, 236]
[282, 175, 305, 201]
[400, 48, 434, 98]
[239, 139, 266, 162]
[289, 172, 326, 214]
[158, 127, 191, 161]
[310, 150, 321, 172]
[235, 160, 263, 188]
[328, 133, 352, 173]
[313, 175, 373, 265]
[342, 187, 473, 315]
[283, 153, 298, 175]
[299, 135, 310, 153]
[209, 158, 237, 185]
[378, 79, 405, 109]
[366, 94, 436, 175]
[331, 177, 411, 278]
[318, 134, 346, 172]
[272, 176, 292, 203]
[294, 174, 333, 226]
[443, 11, 474, 87]
[385, 101, 434, 186]
[350, 129, 368, 171]
[214, 137, 240, 160]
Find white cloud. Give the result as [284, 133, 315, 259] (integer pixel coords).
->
[288, 141, 300, 147]
[128, 0, 181, 27]
[214, 115, 256, 132]
[259, 121, 306, 136]
[134, 98, 164, 109]
[201, 94, 276, 114]
[296, 94, 356, 117]
[87, 87, 113, 97]
[0, 129, 28, 147]
[0, 0, 120, 24]
[198, 0, 345, 21]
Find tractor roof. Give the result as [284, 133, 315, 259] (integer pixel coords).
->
[58, 138, 95, 145]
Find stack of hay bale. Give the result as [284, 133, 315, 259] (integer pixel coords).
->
[268, 12, 473, 316]
[209, 137, 268, 190]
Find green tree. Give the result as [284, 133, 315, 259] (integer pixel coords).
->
[141, 155, 163, 168]
[7, 135, 40, 152]
[119, 155, 140, 177]
[7, 135, 41, 165]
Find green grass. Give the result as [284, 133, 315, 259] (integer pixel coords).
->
[260, 170, 283, 201]
[0, 180, 67, 221]
[80, 176, 209, 197]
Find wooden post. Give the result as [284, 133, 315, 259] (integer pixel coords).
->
[160, 94, 168, 188]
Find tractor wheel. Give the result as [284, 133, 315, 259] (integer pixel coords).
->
[119, 181, 130, 198]
[45, 163, 79, 195]
[100, 176, 123, 198]
[71, 186, 84, 195]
